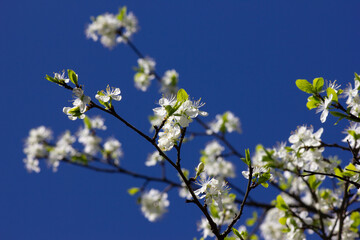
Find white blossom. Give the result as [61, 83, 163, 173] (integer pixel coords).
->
[86, 9, 138, 49]
[23, 156, 40, 173]
[194, 177, 229, 211]
[316, 94, 332, 123]
[77, 128, 101, 155]
[95, 85, 122, 103]
[103, 138, 123, 166]
[197, 218, 214, 239]
[206, 111, 241, 135]
[134, 57, 156, 91]
[48, 131, 76, 172]
[157, 118, 181, 151]
[260, 208, 287, 240]
[161, 69, 179, 94]
[23, 126, 53, 173]
[53, 70, 69, 83]
[63, 88, 91, 120]
[140, 189, 169, 222]
[145, 151, 164, 167]
[89, 116, 107, 130]
[342, 122, 360, 148]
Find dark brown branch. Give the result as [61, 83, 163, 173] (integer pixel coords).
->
[221, 163, 253, 238]
[302, 170, 360, 188]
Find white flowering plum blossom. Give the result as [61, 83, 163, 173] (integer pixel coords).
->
[200, 141, 235, 178]
[134, 57, 156, 91]
[197, 218, 214, 239]
[23, 156, 41, 173]
[95, 85, 122, 103]
[89, 116, 107, 130]
[206, 111, 241, 135]
[23, 126, 53, 173]
[77, 127, 101, 155]
[86, 7, 138, 49]
[103, 138, 123, 166]
[157, 119, 181, 151]
[48, 131, 76, 172]
[63, 88, 91, 120]
[161, 69, 179, 94]
[140, 189, 169, 222]
[342, 122, 360, 148]
[316, 94, 332, 123]
[194, 177, 229, 211]
[153, 90, 207, 151]
[145, 151, 164, 167]
[53, 70, 69, 83]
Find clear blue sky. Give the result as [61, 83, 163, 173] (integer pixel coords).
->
[1, 1, 359, 239]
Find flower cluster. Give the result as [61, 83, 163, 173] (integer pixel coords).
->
[161, 69, 179, 94]
[23, 126, 53, 173]
[63, 88, 91, 120]
[153, 90, 208, 151]
[194, 177, 229, 211]
[134, 57, 156, 91]
[48, 131, 76, 172]
[140, 189, 169, 222]
[95, 85, 122, 109]
[145, 151, 164, 167]
[24, 116, 124, 173]
[199, 141, 235, 178]
[86, 7, 138, 49]
[206, 111, 241, 135]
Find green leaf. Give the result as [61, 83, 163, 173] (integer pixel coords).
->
[83, 116, 92, 129]
[308, 175, 321, 190]
[45, 74, 59, 84]
[343, 163, 357, 177]
[68, 69, 78, 86]
[326, 87, 338, 102]
[279, 216, 287, 225]
[246, 211, 258, 227]
[330, 111, 348, 119]
[275, 195, 288, 211]
[127, 187, 140, 195]
[355, 72, 360, 82]
[261, 182, 269, 188]
[177, 88, 189, 102]
[117, 6, 127, 21]
[350, 211, 360, 232]
[334, 168, 343, 179]
[232, 228, 242, 239]
[306, 96, 320, 110]
[296, 79, 314, 93]
[241, 149, 251, 166]
[209, 203, 220, 218]
[312, 77, 324, 92]
[71, 154, 88, 165]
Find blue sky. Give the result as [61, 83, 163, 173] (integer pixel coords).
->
[1, 1, 360, 239]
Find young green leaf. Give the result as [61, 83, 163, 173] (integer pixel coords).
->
[45, 74, 59, 84]
[275, 195, 288, 211]
[127, 187, 140, 195]
[68, 69, 78, 86]
[232, 228, 243, 239]
[117, 6, 127, 21]
[355, 72, 360, 82]
[306, 96, 320, 110]
[296, 79, 314, 94]
[177, 88, 189, 102]
[326, 87, 338, 102]
[83, 116, 92, 129]
[312, 77, 324, 93]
